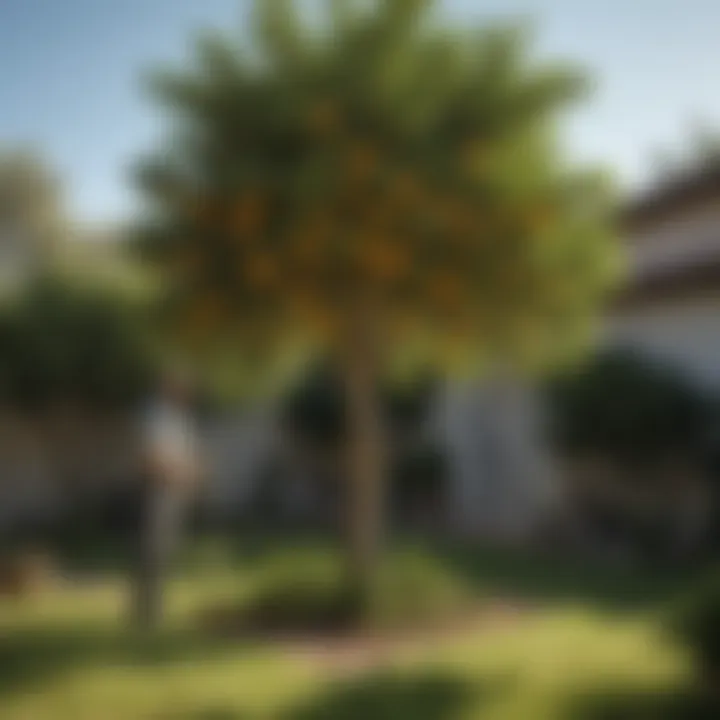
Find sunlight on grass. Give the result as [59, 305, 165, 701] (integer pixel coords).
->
[0, 550, 700, 720]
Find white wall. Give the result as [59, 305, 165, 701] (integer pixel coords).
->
[434, 378, 560, 541]
[608, 295, 720, 390]
[201, 408, 280, 519]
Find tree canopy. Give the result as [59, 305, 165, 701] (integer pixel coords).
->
[136, 0, 619, 389]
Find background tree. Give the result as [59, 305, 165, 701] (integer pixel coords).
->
[137, 0, 618, 601]
[0, 150, 151, 298]
[0, 276, 155, 413]
[546, 349, 714, 469]
[546, 349, 720, 562]
[0, 151, 66, 292]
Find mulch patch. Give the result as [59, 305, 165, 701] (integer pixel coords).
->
[199, 599, 530, 676]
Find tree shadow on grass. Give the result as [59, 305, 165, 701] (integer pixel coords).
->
[565, 684, 719, 720]
[175, 671, 511, 720]
[436, 544, 701, 612]
[0, 622, 252, 701]
[166, 710, 250, 720]
[282, 671, 511, 720]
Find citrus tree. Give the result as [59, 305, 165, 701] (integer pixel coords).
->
[136, 0, 618, 598]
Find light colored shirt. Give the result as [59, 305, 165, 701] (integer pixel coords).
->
[141, 399, 200, 488]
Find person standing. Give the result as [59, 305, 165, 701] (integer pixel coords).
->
[132, 369, 201, 629]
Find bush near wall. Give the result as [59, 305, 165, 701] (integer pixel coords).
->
[546, 349, 716, 467]
[546, 349, 720, 560]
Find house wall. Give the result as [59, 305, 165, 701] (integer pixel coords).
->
[0, 413, 140, 532]
[200, 408, 280, 520]
[611, 197, 720, 388]
[607, 293, 720, 390]
[434, 378, 561, 542]
[0, 408, 278, 533]
[629, 201, 720, 278]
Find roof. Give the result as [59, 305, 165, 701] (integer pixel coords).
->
[616, 159, 720, 309]
[622, 159, 720, 232]
[613, 255, 720, 311]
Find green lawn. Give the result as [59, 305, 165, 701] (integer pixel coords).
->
[0, 543, 712, 719]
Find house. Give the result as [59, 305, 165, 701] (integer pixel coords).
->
[4, 162, 720, 549]
[423, 161, 720, 547]
[610, 163, 720, 389]
[559, 163, 720, 558]
[432, 375, 560, 543]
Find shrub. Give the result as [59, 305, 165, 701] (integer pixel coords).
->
[215, 550, 473, 635]
[366, 551, 473, 630]
[242, 552, 359, 633]
[391, 447, 448, 515]
[546, 349, 714, 466]
[547, 350, 720, 562]
[669, 573, 720, 678]
[0, 276, 156, 412]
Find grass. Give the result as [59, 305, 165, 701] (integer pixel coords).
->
[223, 547, 475, 633]
[0, 541, 713, 719]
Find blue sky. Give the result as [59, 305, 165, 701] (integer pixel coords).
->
[2, 0, 720, 224]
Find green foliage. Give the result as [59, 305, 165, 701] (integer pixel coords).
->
[286, 672, 478, 720]
[367, 551, 472, 629]
[239, 551, 360, 632]
[234, 549, 473, 632]
[0, 539, 709, 720]
[546, 349, 715, 465]
[136, 0, 618, 378]
[392, 446, 448, 506]
[282, 364, 347, 445]
[0, 276, 157, 411]
[282, 363, 438, 446]
[133, 0, 620, 597]
[669, 572, 720, 673]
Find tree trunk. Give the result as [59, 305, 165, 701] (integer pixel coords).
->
[341, 306, 387, 606]
[132, 482, 187, 629]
